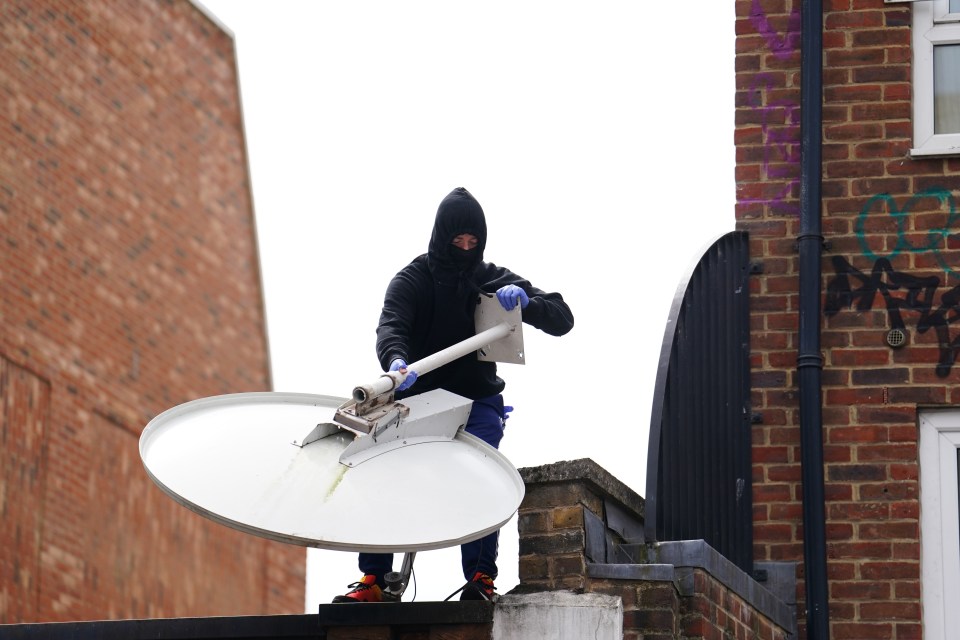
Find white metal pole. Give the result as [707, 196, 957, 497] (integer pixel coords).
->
[351, 321, 515, 403]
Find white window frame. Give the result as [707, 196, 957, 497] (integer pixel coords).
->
[912, 0, 960, 156]
[919, 410, 960, 640]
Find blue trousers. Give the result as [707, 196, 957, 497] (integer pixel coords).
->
[358, 394, 507, 584]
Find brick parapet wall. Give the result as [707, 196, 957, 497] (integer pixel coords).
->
[0, 0, 303, 622]
[680, 569, 789, 640]
[516, 478, 599, 592]
[736, 0, 960, 637]
[518, 459, 791, 640]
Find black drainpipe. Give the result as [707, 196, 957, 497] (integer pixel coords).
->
[798, 0, 830, 638]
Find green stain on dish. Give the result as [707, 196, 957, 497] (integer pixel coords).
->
[324, 464, 348, 501]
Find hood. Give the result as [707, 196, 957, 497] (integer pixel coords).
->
[427, 187, 487, 276]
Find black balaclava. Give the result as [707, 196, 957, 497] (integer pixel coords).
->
[426, 187, 487, 282]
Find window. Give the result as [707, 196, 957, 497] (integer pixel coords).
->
[912, 0, 960, 156]
[919, 410, 960, 639]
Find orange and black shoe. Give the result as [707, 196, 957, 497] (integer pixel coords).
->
[459, 572, 496, 601]
[332, 574, 398, 603]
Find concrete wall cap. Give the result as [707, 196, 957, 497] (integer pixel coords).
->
[518, 458, 645, 518]
[497, 590, 622, 608]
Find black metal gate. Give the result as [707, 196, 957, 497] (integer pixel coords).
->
[644, 230, 753, 573]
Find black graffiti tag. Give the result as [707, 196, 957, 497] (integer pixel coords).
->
[825, 256, 960, 377]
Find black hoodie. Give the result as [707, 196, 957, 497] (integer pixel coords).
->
[375, 187, 574, 400]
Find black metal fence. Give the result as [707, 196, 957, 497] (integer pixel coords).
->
[644, 231, 753, 573]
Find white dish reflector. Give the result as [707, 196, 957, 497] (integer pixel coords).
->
[139, 392, 525, 552]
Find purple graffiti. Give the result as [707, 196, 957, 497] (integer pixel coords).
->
[750, 0, 802, 60]
[739, 3, 802, 216]
[740, 73, 801, 215]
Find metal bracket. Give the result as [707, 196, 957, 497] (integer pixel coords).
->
[475, 294, 524, 364]
[336, 389, 473, 467]
[333, 398, 409, 435]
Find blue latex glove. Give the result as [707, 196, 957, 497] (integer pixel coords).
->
[504, 405, 514, 422]
[496, 284, 529, 311]
[390, 358, 417, 391]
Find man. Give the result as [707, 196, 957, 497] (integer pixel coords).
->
[334, 187, 574, 603]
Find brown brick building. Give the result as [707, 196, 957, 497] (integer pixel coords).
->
[1, 0, 304, 622]
[736, 0, 960, 638]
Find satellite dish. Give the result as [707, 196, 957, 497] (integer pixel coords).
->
[139, 295, 526, 555]
[139, 390, 524, 552]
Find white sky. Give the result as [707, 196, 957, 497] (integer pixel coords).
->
[196, 0, 735, 610]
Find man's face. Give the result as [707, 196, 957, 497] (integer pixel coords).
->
[451, 233, 479, 251]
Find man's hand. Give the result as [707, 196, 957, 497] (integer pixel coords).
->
[496, 285, 529, 311]
[390, 358, 418, 391]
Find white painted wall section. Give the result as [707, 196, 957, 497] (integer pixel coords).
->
[492, 591, 623, 640]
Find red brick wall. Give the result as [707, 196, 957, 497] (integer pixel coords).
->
[737, 0, 960, 637]
[0, 0, 304, 622]
[517, 461, 792, 640]
[681, 570, 789, 640]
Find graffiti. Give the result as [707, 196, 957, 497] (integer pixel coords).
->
[740, 3, 803, 215]
[825, 256, 960, 377]
[750, 0, 802, 60]
[855, 187, 959, 275]
[741, 73, 801, 215]
[826, 188, 960, 376]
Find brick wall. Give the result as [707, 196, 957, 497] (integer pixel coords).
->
[737, 0, 960, 637]
[517, 460, 792, 640]
[0, 0, 304, 622]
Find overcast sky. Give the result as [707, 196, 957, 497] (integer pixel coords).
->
[196, 0, 736, 608]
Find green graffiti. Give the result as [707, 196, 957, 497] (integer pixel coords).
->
[855, 187, 959, 275]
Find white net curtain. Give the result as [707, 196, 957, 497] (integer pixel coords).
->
[935, 43, 960, 134]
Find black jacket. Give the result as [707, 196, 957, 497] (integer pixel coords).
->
[376, 188, 574, 400]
